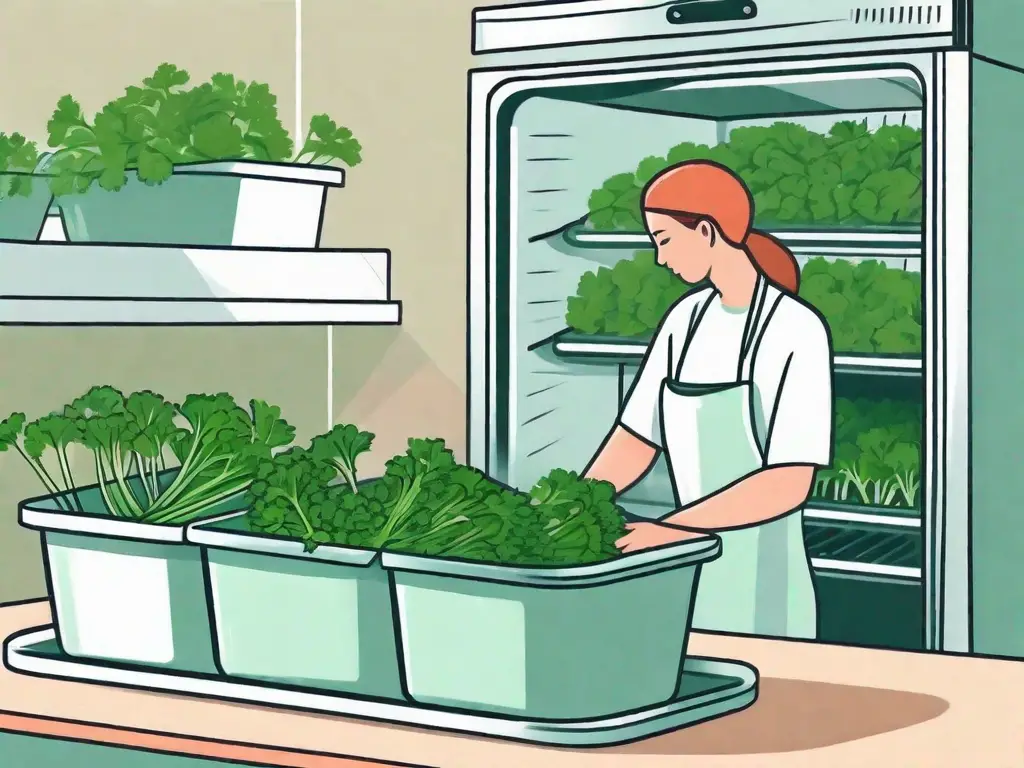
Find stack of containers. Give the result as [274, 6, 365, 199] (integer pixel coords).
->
[186, 506, 721, 718]
[20, 472, 723, 719]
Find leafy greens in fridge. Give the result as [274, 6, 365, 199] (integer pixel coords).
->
[566, 253, 922, 355]
[45, 63, 363, 196]
[812, 397, 922, 509]
[587, 120, 923, 230]
[565, 250, 693, 337]
[799, 257, 921, 355]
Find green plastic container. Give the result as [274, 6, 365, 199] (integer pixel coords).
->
[18, 474, 242, 675]
[56, 160, 344, 248]
[0, 172, 54, 241]
[188, 512, 404, 699]
[381, 535, 722, 720]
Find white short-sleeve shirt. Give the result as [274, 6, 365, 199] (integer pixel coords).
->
[619, 283, 834, 468]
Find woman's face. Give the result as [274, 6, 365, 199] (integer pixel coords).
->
[644, 211, 715, 284]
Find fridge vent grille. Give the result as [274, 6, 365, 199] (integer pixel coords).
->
[850, 5, 941, 24]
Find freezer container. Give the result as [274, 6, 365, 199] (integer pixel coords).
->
[187, 511, 404, 699]
[18, 473, 241, 674]
[381, 534, 721, 720]
[56, 160, 344, 248]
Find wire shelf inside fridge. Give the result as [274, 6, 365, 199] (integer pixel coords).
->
[805, 521, 922, 581]
[560, 223, 924, 258]
[535, 328, 923, 378]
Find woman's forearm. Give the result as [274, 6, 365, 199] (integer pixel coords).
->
[583, 425, 658, 493]
[661, 465, 816, 531]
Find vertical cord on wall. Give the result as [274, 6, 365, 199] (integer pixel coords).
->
[294, 0, 333, 429]
[327, 327, 334, 429]
[294, 0, 303, 145]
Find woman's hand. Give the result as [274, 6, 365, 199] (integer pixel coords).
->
[616, 521, 709, 553]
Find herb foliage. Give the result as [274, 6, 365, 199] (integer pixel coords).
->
[45, 63, 362, 196]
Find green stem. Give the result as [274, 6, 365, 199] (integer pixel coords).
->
[285, 488, 314, 540]
[51, 449, 76, 508]
[372, 476, 423, 547]
[436, 525, 491, 557]
[146, 422, 207, 510]
[391, 515, 471, 551]
[150, 462, 242, 517]
[58, 446, 84, 512]
[144, 456, 160, 500]
[332, 462, 358, 495]
[13, 444, 71, 511]
[839, 466, 871, 505]
[131, 452, 155, 507]
[93, 452, 121, 517]
[290, 129, 314, 163]
[151, 453, 162, 496]
[110, 447, 146, 518]
[146, 448, 224, 514]
[144, 478, 249, 525]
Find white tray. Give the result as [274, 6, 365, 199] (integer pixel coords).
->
[4, 626, 758, 748]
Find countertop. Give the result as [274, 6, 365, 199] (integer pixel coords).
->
[0, 600, 1021, 768]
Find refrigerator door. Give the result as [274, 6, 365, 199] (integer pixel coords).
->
[473, 0, 960, 56]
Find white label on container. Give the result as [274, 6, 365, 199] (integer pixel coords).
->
[50, 544, 174, 664]
[209, 563, 360, 682]
[232, 178, 323, 248]
[397, 585, 527, 710]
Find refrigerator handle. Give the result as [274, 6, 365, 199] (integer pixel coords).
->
[665, 0, 758, 25]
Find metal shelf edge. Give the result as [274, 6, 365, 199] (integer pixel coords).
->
[549, 335, 922, 375]
[563, 226, 924, 254]
[804, 507, 922, 528]
[0, 299, 403, 326]
[810, 558, 921, 580]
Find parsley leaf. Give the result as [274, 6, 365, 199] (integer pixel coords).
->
[0, 132, 42, 199]
[296, 114, 362, 167]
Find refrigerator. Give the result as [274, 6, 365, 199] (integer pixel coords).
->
[467, 0, 1024, 658]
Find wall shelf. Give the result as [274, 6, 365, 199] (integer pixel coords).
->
[0, 241, 402, 326]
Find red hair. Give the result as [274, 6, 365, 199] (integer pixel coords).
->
[642, 160, 800, 293]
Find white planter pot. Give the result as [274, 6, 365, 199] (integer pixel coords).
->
[56, 160, 345, 248]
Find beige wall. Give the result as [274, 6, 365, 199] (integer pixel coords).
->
[0, 0, 492, 602]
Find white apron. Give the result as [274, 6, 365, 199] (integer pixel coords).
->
[659, 276, 817, 639]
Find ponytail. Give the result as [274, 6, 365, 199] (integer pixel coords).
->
[745, 229, 800, 294]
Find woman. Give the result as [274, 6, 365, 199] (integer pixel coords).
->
[583, 160, 834, 640]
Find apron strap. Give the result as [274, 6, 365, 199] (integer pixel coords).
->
[735, 274, 768, 381]
[673, 287, 718, 380]
[739, 278, 784, 382]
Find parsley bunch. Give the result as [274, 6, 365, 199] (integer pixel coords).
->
[242, 429, 629, 566]
[45, 63, 363, 196]
[0, 386, 296, 524]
